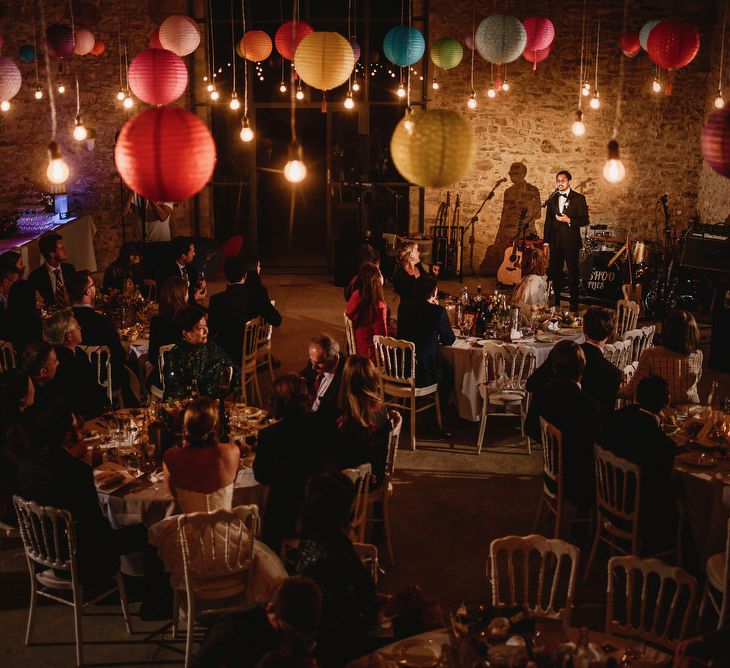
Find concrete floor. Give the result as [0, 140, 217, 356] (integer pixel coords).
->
[0, 272, 722, 667]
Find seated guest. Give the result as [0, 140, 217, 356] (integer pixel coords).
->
[620, 309, 702, 405]
[208, 256, 282, 364]
[192, 576, 322, 668]
[510, 248, 548, 316]
[300, 334, 346, 423]
[22, 341, 61, 411]
[147, 276, 187, 388]
[336, 355, 391, 483]
[344, 243, 381, 301]
[346, 262, 388, 362]
[295, 471, 381, 667]
[28, 233, 75, 308]
[0, 264, 19, 309]
[531, 340, 601, 517]
[392, 241, 436, 312]
[43, 309, 109, 419]
[163, 306, 239, 400]
[397, 275, 456, 387]
[254, 375, 337, 553]
[158, 236, 204, 304]
[69, 270, 128, 393]
[103, 241, 143, 295]
[0, 250, 24, 275]
[604, 376, 678, 554]
[6, 280, 43, 354]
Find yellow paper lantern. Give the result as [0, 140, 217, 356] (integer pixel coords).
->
[294, 32, 355, 91]
[390, 109, 476, 187]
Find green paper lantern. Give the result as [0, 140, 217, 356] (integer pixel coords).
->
[430, 37, 463, 70]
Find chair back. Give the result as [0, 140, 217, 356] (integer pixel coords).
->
[78, 344, 113, 405]
[353, 542, 380, 585]
[344, 314, 356, 355]
[482, 344, 536, 393]
[615, 299, 640, 337]
[384, 410, 403, 480]
[489, 534, 580, 623]
[158, 343, 176, 395]
[621, 329, 644, 365]
[606, 555, 696, 651]
[342, 463, 372, 544]
[539, 418, 563, 505]
[177, 505, 259, 599]
[242, 317, 265, 369]
[636, 325, 656, 362]
[142, 278, 158, 302]
[13, 495, 76, 575]
[0, 339, 16, 373]
[594, 445, 641, 553]
[373, 336, 416, 392]
[603, 340, 627, 368]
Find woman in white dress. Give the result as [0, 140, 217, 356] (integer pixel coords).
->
[510, 247, 549, 317]
[148, 398, 286, 603]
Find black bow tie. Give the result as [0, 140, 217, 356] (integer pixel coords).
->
[558, 192, 568, 198]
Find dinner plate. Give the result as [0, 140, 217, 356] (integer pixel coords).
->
[536, 332, 562, 343]
[676, 452, 717, 468]
[557, 327, 582, 336]
[392, 638, 441, 667]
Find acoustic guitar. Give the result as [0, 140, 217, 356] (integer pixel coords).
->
[496, 208, 529, 286]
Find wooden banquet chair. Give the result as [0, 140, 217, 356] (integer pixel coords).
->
[78, 344, 115, 407]
[342, 463, 372, 544]
[620, 328, 644, 365]
[602, 340, 628, 369]
[699, 516, 730, 629]
[0, 338, 16, 373]
[606, 555, 696, 652]
[344, 313, 356, 355]
[254, 300, 277, 385]
[488, 534, 580, 625]
[241, 316, 266, 406]
[174, 505, 259, 668]
[531, 418, 565, 539]
[373, 335, 442, 451]
[13, 495, 132, 667]
[615, 299, 640, 338]
[622, 283, 645, 318]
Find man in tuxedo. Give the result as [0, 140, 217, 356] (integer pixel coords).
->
[300, 334, 346, 424]
[580, 306, 622, 419]
[208, 257, 282, 363]
[543, 170, 590, 312]
[28, 233, 76, 308]
[158, 236, 203, 303]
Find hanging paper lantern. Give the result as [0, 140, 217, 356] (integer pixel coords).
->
[240, 30, 273, 62]
[114, 106, 216, 202]
[475, 15, 526, 65]
[275, 21, 313, 61]
[701, 107, 730, 179]
[150, 29, 163, 49]
[430, 37, 463, 70]
[159, 15, 200, 57]
[19, 45, 35, 63]
[619, 31, 641, 57]
[639, 20, 661, 51]
[90, 39, 105, 56]
[294, 32, 354, 91]
[464, 34, 475, 50]
[391, 109, 475, 187]
[383, 26, 425, 66]
[0, 57, 22, 101]
[647, 20, 700, 71]
[46, 24, 75, 58]
[523, 17, 554, 53]
[350, 38, 361, 62]
[128, 48, 188, 106]
[73, 29, 95, 55]
[523, 42, 553, 69]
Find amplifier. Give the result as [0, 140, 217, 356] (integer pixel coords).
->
[680, 223, 730, 273]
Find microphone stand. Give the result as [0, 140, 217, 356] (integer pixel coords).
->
[465, 178, 505, 275]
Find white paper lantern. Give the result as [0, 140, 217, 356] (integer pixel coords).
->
[0, 58, 22, 102]
[159, 15, 200, 57]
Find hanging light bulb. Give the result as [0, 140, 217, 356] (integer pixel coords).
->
[210, 87, 220, 101]
[403, 107, 414, 133]
[582, 81, 590, 96]
[35, 86, 43, 100]
[432, 79, 439, 90]
[344, 91, 355, 109]
[502, 79, 510, 92]
[123, 93, 134, 109]
[295, 84, 304, 101]
[279, 81, 287, 93]
[396, 82, 406, 98]
[714, 91, 725, 109]
[240, 116, 254, 143]
[284, 140, 307, 183]
[571, 109, 586, 137]
[603, 139, 626, 183]
[0, 100, 9, 112]
[229, 92, 241, 110]
[487, 86, 496, 98]
[116, 88, 125, 101]
[652, 78, 662, 93]
[207, 82, 214, 92]
[352, 80, 360, 92]
[57, 82, 66, 94]
[72, 115, 87, 141]
[467, 90, 477, 109]
[46, 141, 70, 185]
[590, 91, 600, 109]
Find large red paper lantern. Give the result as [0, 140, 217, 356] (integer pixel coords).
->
[275, 21, 313, 61]
[619, 31, 641, 57]
[115, 107, 216, 202]
[128, 48, 188, 105]
[150, 29, 163, 49]
[73, 29, 95, 56]
[701, 107, 730, 179]
[240, 30, 272, 61]
[523, 17, 554, 53]
[90, 39, 105, 56]
[647, 20, 700, 71]
[46, 24, 75, 58]
[523, 42, 552, 69]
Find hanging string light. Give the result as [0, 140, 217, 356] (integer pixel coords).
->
[467, 3, 477, 109]
[344, 0, 356, 108]
[239, 0, 254, 142]
[502, 67, 510, 92]
[350, 0, 360, 93]
[229, 0, 241, 110]
[651, 66, 662, 94]
[715, 0, 727, 108]
[122, 43, 134, 108]
[207, 0, 219, 99]
[487, 64, 496, 98]
[590, 22, 601, 109]
[72, 75, 87, 140]
[572, 1, 587, 136]
[116, 19, 125, 101]
[278, 0, 287, 93]
[604, 0, 628, 183]
[296, 82, 304, 100]
[33, 23, 43, 99]
[284, 0, 306, 182]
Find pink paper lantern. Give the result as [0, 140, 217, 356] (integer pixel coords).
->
[619, 31, 641, 57]
[701, 107, 730, 179]
[523, 42, 552, 69]
[275, 20, 313, 61]
[523, 17, 555, 53]
[159, 15, 200, 57]
[350, 38, 361, 62]
[73, 29, 95, 56]
[647, 20, 700, 71]
[114, 107, 216, 202]
[0, 57, 22, 101]
[46, 24, 75, 58]
[464, 34, 474, 50]
[150, 29, 163, 50]
[128, 48, 188, 105]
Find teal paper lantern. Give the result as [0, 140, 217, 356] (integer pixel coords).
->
[639, 20, 660, 51]
[430, 37, 463, 70]
[383, 26, 425, 66]
[475, 14, 526, 64]
[19, 45, 35, 63]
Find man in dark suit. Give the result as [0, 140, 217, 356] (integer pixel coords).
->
[27, 233, 76, 308]
[22, 341, 62, 412]
[208, 257, 282, 364]
[603, 375, 678, 554]
[300, 334, 346, 424]
[580, 306, 622, 419]
[157, 236, 202, 304]
[543, 170, 590, 312]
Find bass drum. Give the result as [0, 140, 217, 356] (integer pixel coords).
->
[580, 250, 625, 301]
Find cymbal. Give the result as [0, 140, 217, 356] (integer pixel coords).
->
[588, 235, 621, 243]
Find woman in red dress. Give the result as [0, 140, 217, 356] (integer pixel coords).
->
[345, 262, 387, 362]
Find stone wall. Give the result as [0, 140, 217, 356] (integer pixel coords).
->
[0, 0, 206, 271]
[425, 0, 718, 275]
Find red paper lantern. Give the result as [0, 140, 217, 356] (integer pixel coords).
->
[240, 30, 272, 62]
[701, 107, 730, 179]
[275, 20, 313, 61]
[523, 42, 552, 69]
[90, 39, 105, 56]
[150, 29, 163, 49]
[523, 17, 554, 53]
[115, 107, 216, 202]
[128, 48, 188, 105]
[647, 20, 700, 71]
[619, 31, 641, 57]
[46, 24, 75, 58]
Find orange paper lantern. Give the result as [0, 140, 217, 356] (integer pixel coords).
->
[239, 30, 272, 62]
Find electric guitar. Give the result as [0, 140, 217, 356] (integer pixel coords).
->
[497, 208, 529, 286]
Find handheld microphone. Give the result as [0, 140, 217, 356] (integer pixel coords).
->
[496, 177, 508, 185]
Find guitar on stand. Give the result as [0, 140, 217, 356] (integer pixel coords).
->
[448, 194, 462, 279]
[497, 208, 530, 285]
[464, 177, 507, 275]
[645, 194, 677, 319]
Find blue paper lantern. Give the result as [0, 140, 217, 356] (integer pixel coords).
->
[639, 20, 661, 51]
[383, 26, 425, 66]
[19, 45, 35, 63]
[475, 15, 526, 64]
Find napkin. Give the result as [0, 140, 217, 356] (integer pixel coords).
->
[510, 328, 523, 341]
[541, 320, 560, 332]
